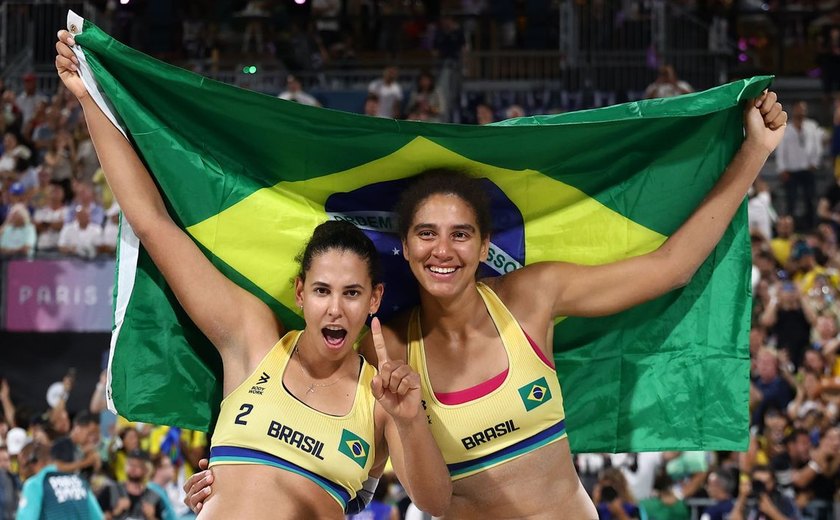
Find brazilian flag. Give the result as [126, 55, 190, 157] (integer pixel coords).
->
[69, 13, 759, 452]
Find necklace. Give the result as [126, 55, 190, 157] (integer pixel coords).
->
[294, 345, 343, 394]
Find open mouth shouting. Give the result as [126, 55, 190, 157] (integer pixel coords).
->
[322, 325, 348, 349]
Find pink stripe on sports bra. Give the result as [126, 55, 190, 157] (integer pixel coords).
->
[435, 368, 509, 405]
[523, 331, 555, 370]
[433, 329, 555, 405]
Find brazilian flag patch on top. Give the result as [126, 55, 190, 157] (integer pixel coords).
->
[338, 429, 370, 468]
[518, 377, 552, 412]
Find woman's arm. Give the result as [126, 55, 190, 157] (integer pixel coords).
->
[370, 319, 451, 516]
[0, 379, 15, 427]
[55, 30, 280, 357]
[498, 91, 786, 319]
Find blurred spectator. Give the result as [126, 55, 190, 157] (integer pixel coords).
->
[368, 67, 403, 119]
[33, 184, 67, 254]
[98, 203, 120, 257]
[22, 100, 48, 145]
[817, 171, 840, 237]
[146, 454, 177, 520]
[770, 216, 796, 267]
[610, 452, 664, 501]
[750, 349, 795, 426]
[644, 65, 694, 99]
[593, 467, 640, 519]
[770, 428, 811, 501]
[66, 182, 104, 227]
[1, 90, 22, 135]
[31, 107, 60, 163]
[576, 453, 609, 496]
[730, 465, 800, 520]
[664, 451, 709, 500]
[831, 99, 840, 181]
[761, 281, 815, 370]
[753, 408, 791, 467]
[15, 73, 47, 128]
[776, 101, 823, 231]
[749, 179, 776, 241]
[15, 442, 103, 520]
[0, 380, 14, 431]
[110, 427, 141, 484]
[505, 105, 526, 120]
[51, 411, 101, 480]
[638, 472, 690, 520]
[0, 203, 35, 259]
[700, 469, 736, 520]
[23, 165, 51, 203]
[91, 168, 113, 212]
[475, 102, 495, 125]
[802, 349, 830, 378]
[406, 70, 445, 122]
[803, 426, 840, 510]
[811, 316, 839, 361]
[5, 429, 26, 460]
[0, 132, 32, 178]
[0, 445, 19, 520]
[0, 181, 30, 224]
[58, 205, 103, 260]
[364, 93, 380, 117]
[278, 75, 321, 107]
[43, 130, 76, 185]
[788, 369, 837, 424]
[74, 123, 99, 184]
[97, 450, 164, 520]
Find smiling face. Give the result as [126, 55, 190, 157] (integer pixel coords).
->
[402, 193, 489, 301]
[295, 249, 383, 360]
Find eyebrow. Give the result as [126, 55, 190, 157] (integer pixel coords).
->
[311, 281, 366, 290]
[413, 223, 477, 233]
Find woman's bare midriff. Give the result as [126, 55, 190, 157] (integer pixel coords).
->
[196, 464, 345, 520]
[442, 438, 598, 520]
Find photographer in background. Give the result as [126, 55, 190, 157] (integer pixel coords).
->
[731, 465, 800, 520]
[593, 467, 640, 520]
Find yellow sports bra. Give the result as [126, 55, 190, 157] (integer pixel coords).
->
[209, 330, 377, 509]
[407, 283, 567, 481]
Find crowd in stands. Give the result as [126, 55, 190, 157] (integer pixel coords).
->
[4, 6, 840, 514]
[0, 73, 119, 262]
[0, 373, 204, 519]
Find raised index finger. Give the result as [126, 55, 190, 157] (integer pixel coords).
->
[370, 317, 389, 369]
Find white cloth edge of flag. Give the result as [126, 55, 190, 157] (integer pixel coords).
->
[67, 10, 140, 416]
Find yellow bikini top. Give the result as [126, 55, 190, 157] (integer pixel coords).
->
[407, 283, 567, 480]
[209, 330, 377, 509]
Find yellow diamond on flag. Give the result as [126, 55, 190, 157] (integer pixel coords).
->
[186, 137, 666, 315]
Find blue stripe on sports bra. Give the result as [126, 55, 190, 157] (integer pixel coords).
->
[209, 445, 352, 507]
[446, 419, 566, 478]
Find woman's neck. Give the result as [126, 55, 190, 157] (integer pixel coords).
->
[418, 282, 487, 336]
[295, 329, 353, 380]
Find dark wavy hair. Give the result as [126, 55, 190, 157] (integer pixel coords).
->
[297, 220, 382, 285]
[396, 169, 491, 240]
